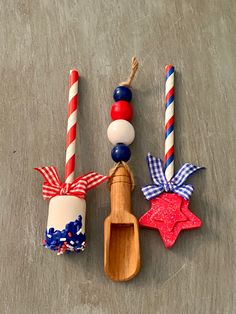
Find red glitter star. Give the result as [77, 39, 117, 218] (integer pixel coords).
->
[139, 192, 202, 248]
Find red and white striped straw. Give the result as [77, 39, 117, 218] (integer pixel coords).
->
[65, 70, 79, 183]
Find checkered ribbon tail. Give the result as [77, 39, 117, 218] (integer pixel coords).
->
[35, 166, 108, 200]
[141, 153, 204, 200]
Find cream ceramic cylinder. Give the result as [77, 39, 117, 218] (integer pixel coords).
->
[44, 195, 86, 253]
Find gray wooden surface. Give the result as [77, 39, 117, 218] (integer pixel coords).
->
[0, 0, 235, 313]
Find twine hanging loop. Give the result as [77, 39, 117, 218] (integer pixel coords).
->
[119, 57, 139, 87]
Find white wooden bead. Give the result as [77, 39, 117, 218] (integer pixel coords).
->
[107, 119, 135, 146]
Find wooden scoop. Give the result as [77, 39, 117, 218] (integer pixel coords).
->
[104, 164, 140, 281]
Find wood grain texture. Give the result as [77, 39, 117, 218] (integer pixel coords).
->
[0, 0, 235, 313]
[104, 165, 140, 281]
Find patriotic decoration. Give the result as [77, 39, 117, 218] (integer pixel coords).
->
[139, 65, 205, 248]
[142, 154, 204, 201]
[164, 65, 175, 181]
[104, 58, 140, 281]
[35, 70, 108, 255]
[65, 70, 79, 183]
[35, 166, 108, 200]
[108, 57, 139, 164]
[139, 193, 202, 248]
[43, 215, 86, 255]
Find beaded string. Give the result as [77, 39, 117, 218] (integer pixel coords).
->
[107, 57, 139, 188]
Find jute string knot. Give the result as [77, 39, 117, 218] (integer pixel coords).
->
[119, 57, 139, 87]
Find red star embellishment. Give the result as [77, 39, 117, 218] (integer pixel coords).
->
[139, 192, 202, 248]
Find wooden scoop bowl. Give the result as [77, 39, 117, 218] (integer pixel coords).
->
[104, 164, 140, 281]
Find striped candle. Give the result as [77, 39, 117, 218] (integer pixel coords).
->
[164, 65, 175, 182]
[65, 70, 79, 183]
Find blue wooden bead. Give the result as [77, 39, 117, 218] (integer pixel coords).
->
[111, 144, 131, 162]
[113, 86, 132, 102]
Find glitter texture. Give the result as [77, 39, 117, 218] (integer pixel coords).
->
[139, 192, 202, 248]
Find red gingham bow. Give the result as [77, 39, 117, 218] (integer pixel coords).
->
[35, 166, 108, 200]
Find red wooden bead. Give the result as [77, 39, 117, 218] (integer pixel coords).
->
[110, 101, 133, 121]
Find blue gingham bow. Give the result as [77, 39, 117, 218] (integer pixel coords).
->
[142, 153, 204, 200]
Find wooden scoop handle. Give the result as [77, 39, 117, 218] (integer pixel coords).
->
[110, 164, 132, 215]
[105, 163, 140, 281]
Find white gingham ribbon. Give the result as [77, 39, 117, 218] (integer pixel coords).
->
[142, 153, 204, 200]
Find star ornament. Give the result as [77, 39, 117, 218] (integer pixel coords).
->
[139, 154, 204, 248]
[139, 192, 202, 248]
